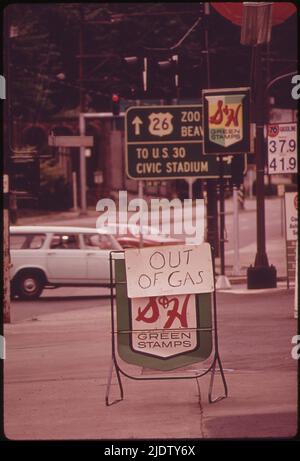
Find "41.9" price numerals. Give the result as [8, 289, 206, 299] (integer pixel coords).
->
[268, 156, 297, 172]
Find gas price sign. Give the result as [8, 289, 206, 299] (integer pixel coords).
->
[267, 123, 297, 174]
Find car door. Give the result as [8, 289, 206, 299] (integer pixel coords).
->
[46, 233, 87, 282]
[10, 232, 48, 279]
[82, 233, 119, 284]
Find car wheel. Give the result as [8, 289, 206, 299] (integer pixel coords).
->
[15, 271, 44, 300]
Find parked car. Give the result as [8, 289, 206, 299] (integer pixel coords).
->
[104, 223, 184, 249]
[10, 226, 122, 300]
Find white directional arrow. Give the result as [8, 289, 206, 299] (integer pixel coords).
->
[132, 116, 143, 135]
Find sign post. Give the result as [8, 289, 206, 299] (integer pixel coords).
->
[105, 244, 228, 406]
[294, 241, 298, 320]
[232, 186, 241, 275]
[186, 177, 196, 200]
[277, 184, 285, 237]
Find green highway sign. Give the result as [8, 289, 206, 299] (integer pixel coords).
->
[125, 105, 243, 179]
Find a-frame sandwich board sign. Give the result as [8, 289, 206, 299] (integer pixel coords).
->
[105, 243, 228, 406]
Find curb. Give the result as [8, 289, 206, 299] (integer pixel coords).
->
[16, 211, 98, 225]
[221, 276, 288, 285]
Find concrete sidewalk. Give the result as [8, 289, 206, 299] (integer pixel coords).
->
[4, 289, 297, 440]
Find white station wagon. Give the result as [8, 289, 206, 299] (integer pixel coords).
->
[10, 226, 122, 300]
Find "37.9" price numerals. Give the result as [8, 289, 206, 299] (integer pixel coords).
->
[268, 139, 296, 154]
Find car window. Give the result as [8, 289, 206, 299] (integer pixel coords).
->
[50, 234, 79, 250]
[83, 233, 118, 250]
[10, 233, 46, 249]
[28, 234, 46, 249]
[10, 234, 28, 249]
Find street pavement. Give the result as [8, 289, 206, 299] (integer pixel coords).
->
[4, 289, 297, 440]
[16, 196, 291, 283]
[4, 196, 298, 440]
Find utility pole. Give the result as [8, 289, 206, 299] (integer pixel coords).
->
[79, 6, 87, 214]
[239, 2, 277, 289]
[215, 157, 231, 289]
[79, 6, 85, 113]
[204, 2, 219, 256]
[3, 8, 11, 323]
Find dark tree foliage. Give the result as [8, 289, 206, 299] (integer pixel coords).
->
[6, 3, 297, 121]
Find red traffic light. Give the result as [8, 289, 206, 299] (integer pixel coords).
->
[111, 94, 120, 115]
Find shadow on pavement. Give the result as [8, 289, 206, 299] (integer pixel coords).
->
[204, 411, 298, 439]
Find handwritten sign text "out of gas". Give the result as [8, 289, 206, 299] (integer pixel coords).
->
[125, 243, 214, 298]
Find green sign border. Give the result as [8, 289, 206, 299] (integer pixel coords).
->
[202, 87, 251, 155]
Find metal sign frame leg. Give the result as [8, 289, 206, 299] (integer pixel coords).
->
[208, 353, 228, 404]
[209, 249, 228, 403]
[105, 253, 124, 406]
[105, 357, 124, 407]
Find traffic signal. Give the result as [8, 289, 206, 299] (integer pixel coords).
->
[111, 93, 120, 116]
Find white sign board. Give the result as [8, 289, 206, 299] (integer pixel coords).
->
[48, 135, 94, 147]
[267, 123, 297, 174]
[131, 294, 198, 358]
[125, 243, 214, 298]
[284, 192, 298, 241]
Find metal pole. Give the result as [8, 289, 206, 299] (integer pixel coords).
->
[79, 113, 87, 214]
[281, 195, 284, 237]
[254, 46, 267, 266]
[249, 168, 254, 199]
[204, 2, 219, 257]
[78, 7, 87, 215]
[138, 180, 144, 248]
[79, 6, 84, 112]
[189, 180, 193, 200]
[3, 9, 11, 323]
[294, 241, 298, 319]
[216, 158, 231, 290]
[247, 44, 276, 288]
[3, 204, 11, 324]
[254, 45, 268, 267]
[204, 2, 211, 88]
[72, 171, 78, 211]
[232, 186, 241, 275]
[219, 158, 225, 276]
[186, 178, 196, 200]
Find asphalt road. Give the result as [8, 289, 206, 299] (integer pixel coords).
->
[11, 197, 284, 323]
[225, 196, 282, 252]
[10, 287, 110, 323]
[22, 197, 283, 252]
